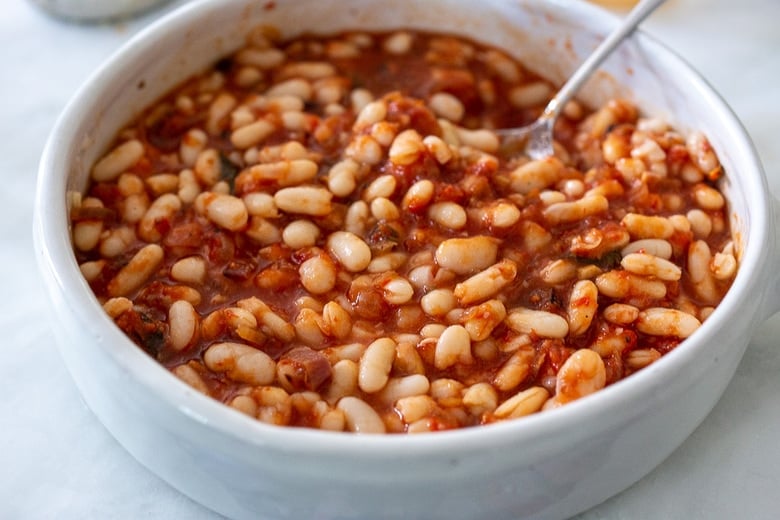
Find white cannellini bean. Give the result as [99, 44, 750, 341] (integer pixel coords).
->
[337, 396, 386, 433]
[554, 349, 606, 404]
[567, 280, 598, 337]
[92, 139, 145, 182]
[258, 94, 306, 113]
[621, 239, 673, 259]
[462, 382, 498, 415]
[482, 49, 521, 82]
[370, 197, 400, 221]
[380, 275, 415, 305]
[621, 213, 674, 239]
[370, 121, 397, 146]
[350, 88, 374, 113]
[145, 174, 178, 196]
[168, 300, 199, 351]
[428, 92, 465, 122]
[402, 179, 435, 211]
[422, 135, 454, 164]
[172, 364, 209, 395]
[327, 158, 360, 197]
[506, 308, 569, 339]
[327, 231, 372, 272]
[636, 308, 701, 338]
[246, 217, 281, 245]
[195, 192, 248, 231]
[454, 127, 499, 153]
[421, 289, 457, 316]
[493, 349, 534, 391]
[266, 78, 314, 100]
[437, 120, 460, 146]
[687, 209, 713, 238]
[508, 81, 553, 109]
[603, 303, 640, 325]
[595, 271, 667, 300]
[389, 129, 425, 166]
[194, 148, 221, 187]
[241, 159, 319, 188]
[460, 299, 506, 342]
[282, 220, 320, 249]
[171, 256, 207, 285]
[355, 99, 387, 128]
[243, 192, 278, 218]
[138, 193, 182, 242]
[363, 174, 397, 201]
[383, 31, 414, 55]
[235, 47, 286, 69]
[107, 244, 164, 297]
[509, 157, 564, 194]
[477, 201, 521, 228]
[493, 386, 548, 419]
[434, 325, 473, 370]
[626, 348, 662, 370]
[203, 342, 275, 385]
[435, 236, 499, 275]
[686, 131, 719, 173]
[79, 260, 106, 282]
[180, 129, 208, 167]
[103, 297, 132, 318]
[178, 168, 201, 204]
[453, 259, 517, 305]
[711, 252, 737, 281]
[201, 307, 258, 341]
[620, 253, 682, 281]
[396, 395, 437, 424]
[237, 297, 296, 343]
[274, 186, 333, 216]
[345, 200, 370, 235]
[692, 183, 725, 210]
[99, 226, 136, 258]
[540, 259, 577, 286]
[377, 374, 430, 404]
[367, 252, 407, 274]
[299, 255, 337, 295]
[326, 360, 359, 403]
[688, 240, 719, 304]
[345, 135, 383, 165]
[320, 301, 352, 339]
[230, 119, 275, 149]
[539, 190, 566, 206]
[543, 195, 608, 225]
[206, 93, 237, 135]
[428, 202, 467, 230]
[72, 198, 105, 251]
[359, 337, 397, 393]
[278, 62, 336, 81]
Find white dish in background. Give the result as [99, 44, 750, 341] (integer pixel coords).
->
[27, 0, 171, 22]
[33, 0, 780, 519]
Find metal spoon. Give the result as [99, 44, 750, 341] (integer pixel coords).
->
[497, 0, 668, 159]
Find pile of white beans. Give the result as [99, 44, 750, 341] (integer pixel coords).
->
[70, 29, 737, 433]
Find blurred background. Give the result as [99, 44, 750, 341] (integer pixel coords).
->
[1, 0, 778, 518]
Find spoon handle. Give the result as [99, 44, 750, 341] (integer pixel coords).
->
[542, 0, 668, 119]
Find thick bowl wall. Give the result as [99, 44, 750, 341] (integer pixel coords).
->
[34, 1, 772, 519]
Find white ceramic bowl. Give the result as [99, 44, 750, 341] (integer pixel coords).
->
[33, 0, 780, 519]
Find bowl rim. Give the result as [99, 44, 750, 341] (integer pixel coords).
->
[34, 0, 771, 457]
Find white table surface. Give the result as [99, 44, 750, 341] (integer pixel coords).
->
[2, 0, 779, 518]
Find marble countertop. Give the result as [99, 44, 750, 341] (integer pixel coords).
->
[2, 0, 779, 517]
